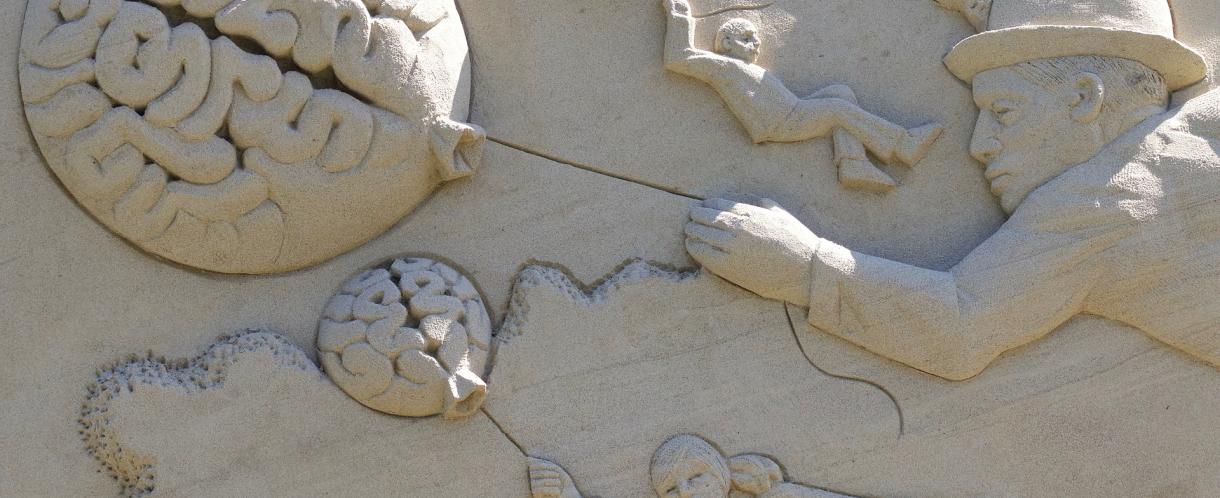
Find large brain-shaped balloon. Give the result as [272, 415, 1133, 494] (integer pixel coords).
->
[318, 257, 491, 418]
[19, 0, 483, 273]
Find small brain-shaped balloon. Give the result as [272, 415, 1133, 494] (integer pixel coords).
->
[319, 258, 491, 418]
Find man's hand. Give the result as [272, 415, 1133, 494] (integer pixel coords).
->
[528, 458, 582, 498]
[685, 198, 819, 307]
[664, 0, 691, 16]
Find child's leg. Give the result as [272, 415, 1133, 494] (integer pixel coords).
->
[807, 86, 870, 163]
[774, 85, 941, 165]
[812, 86, 896, 192]
[771, 92, 906, 162]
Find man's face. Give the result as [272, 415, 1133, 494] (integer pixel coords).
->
[722, 29, 760, 64]
[653, 457, 729, 498]
[969, 67, 1103, 213]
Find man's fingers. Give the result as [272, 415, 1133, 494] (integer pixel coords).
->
[530, 469, 562, 480]
[528, 461, 558, 472]
[686, 238, 729, 265]
[704, 198, 743, 213]
[705, 197, 774, 217]
[690, 207, 744, 229]
[703, 197, 754, 214]
[684, 222, 732, 247]
[530, 481, 561, 498]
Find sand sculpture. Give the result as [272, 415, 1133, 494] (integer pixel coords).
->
[8, 0, 1220, 495]
[686, 0, 1220, 380]
[80, 331, 318, 496]
[19, 0, 482, 273]
[661, 0, 942, 191]
[319, 257, 492, 418]
[525, 435, 854, 498]
[528, 457, 584, 498]
[649, 435, 853, 498]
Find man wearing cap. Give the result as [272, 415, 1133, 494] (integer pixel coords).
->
[684, 0, 1220, 380]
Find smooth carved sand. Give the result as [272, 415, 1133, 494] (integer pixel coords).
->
[81, 330, 527, 497]
[4, 0, 1220, 496]
[319, 257, 492, 419]
[794, 312, 1220, 497]
[684, 1, 1220, 381]
[80, 331, 317, 496]
[489, 262, 897, 498]
[19, 0, 482, 273]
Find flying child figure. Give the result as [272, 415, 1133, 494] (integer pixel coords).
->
[661, 0, 942, 191]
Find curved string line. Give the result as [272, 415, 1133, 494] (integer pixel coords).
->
[783, 303, 906, 437]
[692, 1, 776, 18]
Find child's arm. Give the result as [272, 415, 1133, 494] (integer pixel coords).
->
[662, 0, 703, 68]
[933, 0, 990, 31]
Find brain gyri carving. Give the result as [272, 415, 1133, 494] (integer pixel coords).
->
[318, 257, 491, 418]
[20, 0, 483, 273]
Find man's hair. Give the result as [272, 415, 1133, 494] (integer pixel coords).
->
[1010, 56, 1169, 136]
[714, 18, 758, 54]
[650, 435, 731, 493]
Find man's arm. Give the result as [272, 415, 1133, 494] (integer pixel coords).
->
[685, 198, 1109, 380]
[803, 225, 1103, 380]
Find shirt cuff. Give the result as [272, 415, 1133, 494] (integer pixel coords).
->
[806, 238, 855, 333]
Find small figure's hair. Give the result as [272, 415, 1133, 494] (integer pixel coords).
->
[714, 18, 758, 54]
[1009, 56, 1169, 138]
[650, 435, 731, 493]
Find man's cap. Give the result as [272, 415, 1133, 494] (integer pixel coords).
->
[944, 0, 1208, 91]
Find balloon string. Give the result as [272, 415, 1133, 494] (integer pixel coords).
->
[692, 1, 776, 18]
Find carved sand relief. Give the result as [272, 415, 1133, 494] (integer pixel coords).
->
[685, 0, 1220, 380]
[650, 435, 854, 498]
[19, 0, 483, 273]
[27, 0, 1220, 496]
[80, 331, 318, 496]
[489, 261, 898, 497]
[78, 330, 526, 497]
[525, 434, 859, 498]
[660, 0, 943, 192]
[528, 457, 584, 498]
[319, 257, 492, 418]
[934, 0, 991, 31]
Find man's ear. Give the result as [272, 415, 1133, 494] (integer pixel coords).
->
[1070, 71, 1104, 124]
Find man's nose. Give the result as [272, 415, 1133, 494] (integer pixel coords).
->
[970, 116, 1001, 164]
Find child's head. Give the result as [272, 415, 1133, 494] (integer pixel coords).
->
[714, 18, 761, 63]
[650, 435, 731, 498]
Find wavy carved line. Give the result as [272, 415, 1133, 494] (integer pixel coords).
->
[79, 331, 318, 497]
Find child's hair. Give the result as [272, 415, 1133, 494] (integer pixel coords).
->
[650, 435, 731, 492]
[714, 18, 759, 54]
[727, 454, 784, 494]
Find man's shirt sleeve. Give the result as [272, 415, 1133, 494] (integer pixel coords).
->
[805, 212, 1113, 380]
